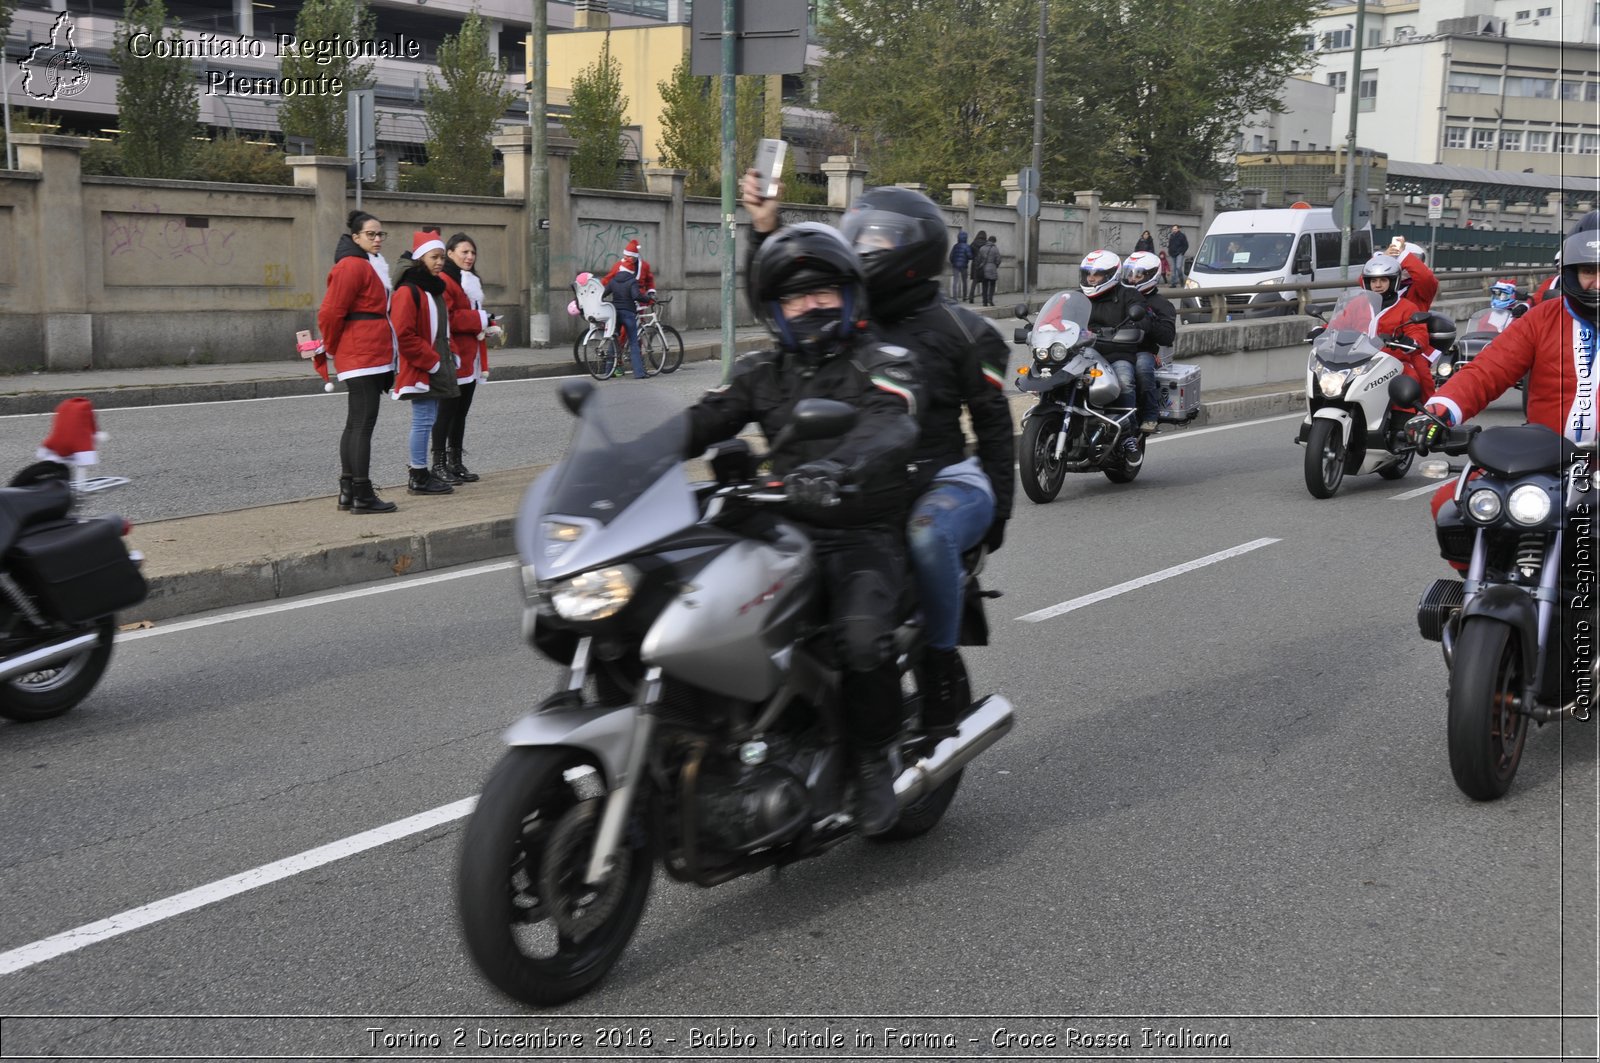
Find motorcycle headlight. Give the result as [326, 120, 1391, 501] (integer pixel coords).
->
[548, 564, 640, 621]
[1318, 370, 1350, 398]
[1435, 359, 1454, 377]
[1049, 342, 1069, 362]
[1466, 488, 1503, 523]
[1507, 484, 1552, 526]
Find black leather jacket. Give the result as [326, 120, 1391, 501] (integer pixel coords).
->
[684, 334, 923, 529]
[1086, 286, 1150, 363]
[1137, 290, 1178, 355]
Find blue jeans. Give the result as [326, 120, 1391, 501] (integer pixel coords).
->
[408, 397, 439, 467]
[614, 307, 645, 378]
[1134, 351, 1159, 422]
[1169, 254, 1186, 286]
[1111, 359, 1137, 410]
[907, 481, 994, 651]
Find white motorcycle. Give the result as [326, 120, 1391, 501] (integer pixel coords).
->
[1294, 289, 1421, 499]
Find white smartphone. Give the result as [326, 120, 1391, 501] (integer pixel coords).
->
[752, 138, 787, 200]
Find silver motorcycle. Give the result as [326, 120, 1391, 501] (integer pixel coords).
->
[456, 382, 1014, 1006]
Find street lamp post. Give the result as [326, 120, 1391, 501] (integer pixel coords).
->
[1337, 0, 1367, 281]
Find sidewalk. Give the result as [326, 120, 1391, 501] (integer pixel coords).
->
[0, 305, 1303, 624]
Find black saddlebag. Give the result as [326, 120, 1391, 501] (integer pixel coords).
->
[8, 517, 147, 624]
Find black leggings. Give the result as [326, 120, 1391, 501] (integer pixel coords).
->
[339, 372, 391, 479]
[432, 380, 477, 452]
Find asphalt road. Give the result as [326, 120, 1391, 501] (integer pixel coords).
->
[1, 397, 1592, 1060]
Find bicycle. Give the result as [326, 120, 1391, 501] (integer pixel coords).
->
[636, 295, 684, 375]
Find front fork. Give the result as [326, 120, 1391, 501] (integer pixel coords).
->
[583, 662, 660, 885]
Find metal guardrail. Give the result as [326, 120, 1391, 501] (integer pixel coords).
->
[1167, 267, 1551, 324]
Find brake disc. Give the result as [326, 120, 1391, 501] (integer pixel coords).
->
[538, 799, 631, 942]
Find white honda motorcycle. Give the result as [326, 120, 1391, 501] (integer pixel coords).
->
[1295, 289, 1421, 498]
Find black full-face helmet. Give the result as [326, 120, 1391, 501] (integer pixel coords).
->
[837, 186, 949, 299]
[748, 223, 869, 356]
[1560, 225, 1600, 319]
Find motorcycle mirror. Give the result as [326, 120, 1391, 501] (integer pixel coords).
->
[1125, 303, 1147, 321]
[559, 379, 594, 416]
[1013, 326, 1030, 344]
[1013, 303, 1031, 320]
[1388, 375, 1422, 407]
[1511, 302, 1528, 318]
[1305, 326, 1326, 342]
[790, 398, 859, 441]
[1408, 311, 1431, 325]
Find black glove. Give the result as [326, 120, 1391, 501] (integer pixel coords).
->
[783, 459, 847, 508]
[1404, 413, 1444, 452]
[983, 519, 1007, 554]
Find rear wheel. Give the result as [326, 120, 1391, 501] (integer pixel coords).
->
[0, 619, 116, 723]
[457, 748, 654, 1006]
[1304, 418, 1345, 498]
[571, 335, 585, 368]
[1019, 416, 1067, 503]
[1447, 618, 1529, 801]
[583, 336, 618, 381]
[867, 769, 963, 842]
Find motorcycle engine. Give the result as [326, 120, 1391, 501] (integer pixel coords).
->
[695, 755, 811, 854]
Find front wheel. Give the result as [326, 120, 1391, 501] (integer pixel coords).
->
[1447, 618, 1530, 801]
[570, 335, 585, 368]
[1019, 416, 1067, 503]
[1304, 418, 1346, 499]
[0, 619, 116, 723]
[457, 748, 654, 1007]
[656, 326, 684, 373]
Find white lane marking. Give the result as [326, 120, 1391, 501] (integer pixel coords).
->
[1390, 481, 1443, 500]
[1016, 537, 1281, 623]
[1145, 412, 1303, 444]
[117, 560, 517, 642]
[0, 796, 477, 977]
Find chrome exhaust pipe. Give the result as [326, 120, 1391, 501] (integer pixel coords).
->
[894, 693, 1014, 807]
[0, 631, 100, 683]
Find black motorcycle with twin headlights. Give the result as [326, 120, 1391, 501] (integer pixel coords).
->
[455, 383, 1014, 1006]
[1405, 377, 1596, 801]
[1011, 291, 1162, 501]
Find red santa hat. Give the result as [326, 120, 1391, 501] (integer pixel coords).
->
[622, 239, 640, 259]
[412, 230, 446, 259]
[297, 335, 334, 392]
[37, 397, 107, 467]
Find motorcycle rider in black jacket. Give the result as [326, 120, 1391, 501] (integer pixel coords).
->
[1120, 251, 1178, 432]
[833, 186, 1016, 736]
[683, 221, 924, 837]
[1077, 250, 1152, 462]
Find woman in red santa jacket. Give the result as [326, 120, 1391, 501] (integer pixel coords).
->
[390, 231, 462, 496]
[430, 232, 495, 486]
[316, 210, 399, 514]
[1385, 236, 1438, 310]
[1360, 253, 1437, 398]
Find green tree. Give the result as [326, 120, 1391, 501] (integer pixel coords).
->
[420, 10, 516, 195]
[192, 134, 292, 185]
[566, 33, 628, 190]
[113, 0, 199, 178]
[277, 0, 375, 155]
[656, 55, 718, 196]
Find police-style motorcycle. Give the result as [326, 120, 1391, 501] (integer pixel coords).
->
[1012, 291, 1151, 502]
[1295, 289, 1423, 498]
[1406, 383, 1595, 801]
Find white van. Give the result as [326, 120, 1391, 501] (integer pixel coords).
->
[1182, 207, 1373, 317]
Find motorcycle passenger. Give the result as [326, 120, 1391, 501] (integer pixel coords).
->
[835, 186, 1017, 737]
[1384, 236, 1438, 311]
[683, 223, 923, 837]
[1360, 253, 1435, 398]
[1078, 249, 1151, 462]
[1481, 278, 1526, 332]
[1119, 251, 1177, 433]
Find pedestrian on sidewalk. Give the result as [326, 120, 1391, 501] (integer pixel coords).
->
[968, 232, 986, 302]
[317, 210, 398, 515]
[948, 230, 973, 302]
[1166, 225, 1189, 286]
[391, 231, 461, 495]
[975, 234, 1001, 306]
[434, 233, 495, 485]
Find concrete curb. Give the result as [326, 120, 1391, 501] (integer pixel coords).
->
[127, 387, 1305, 624]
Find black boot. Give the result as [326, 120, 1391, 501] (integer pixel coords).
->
[337, 474, 354, 511]
[446, 447, 480, 482]
[842, 668, 904, 836]
[350, 478, 397, 514]
[408, 466, 453, 495]
[918, 646, 970, 739]
[431, 449, 462, 486]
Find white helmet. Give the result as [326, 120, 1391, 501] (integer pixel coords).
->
[1121, 251, 1162, 294]
[1079, 249, 1122, 298]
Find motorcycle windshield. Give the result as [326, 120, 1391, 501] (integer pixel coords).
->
[1316, 289, 1383, 366]
[1030, 290, 1091, 348]
[1464, 308, 1505, 336]
[543, 385, 689, 529]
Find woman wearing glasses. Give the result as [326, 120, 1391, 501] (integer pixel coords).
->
[317, 210, 400, 514]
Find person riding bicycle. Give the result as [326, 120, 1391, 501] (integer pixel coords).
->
[603, 257, 647, 380]
[683, 223, 924, 837]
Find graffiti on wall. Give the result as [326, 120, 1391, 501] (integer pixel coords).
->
[103, 204, 238, 268]
[575, 219, 642, 274]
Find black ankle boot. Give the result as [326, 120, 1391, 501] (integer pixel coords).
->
[430, 450, 462, 486]
[350, 478, 397, 514]
[408, 466, 453, 494]
[842, 668, 905, 836]
[918, 647, 970, 738]
[337, 474, 354, 511]
[447, 447, 480, 482]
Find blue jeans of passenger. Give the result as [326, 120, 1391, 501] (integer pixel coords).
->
[614, 307, 645, 379]
[1134, 351, 1159, 423]
[408, 397, 440, 467]
[907, 481, 995, 651]
[1111, 359, 1137, 413]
